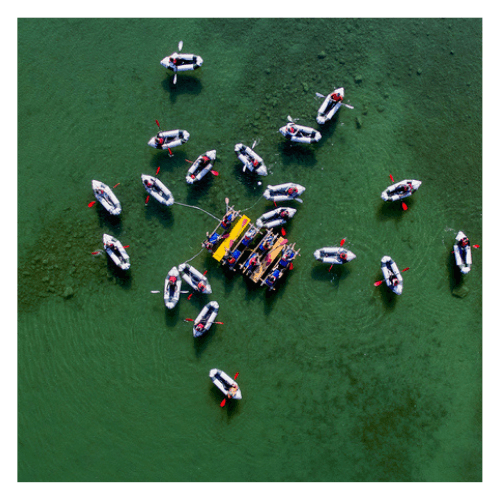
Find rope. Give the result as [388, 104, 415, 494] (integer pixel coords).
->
[174, 201, 221, 222]
[182, 248, 204, 265]
[241, 194, 264, 212]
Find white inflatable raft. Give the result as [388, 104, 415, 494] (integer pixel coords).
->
[256, 207, 297, 229]
[148, 129, 190, 150]
[186, 150, 216, 184]
[160, 52, 203, 73]
[209, 369, 242, 400]
[164, 266, 182, 309]
[279, 122, 322, 143]
[381, 179, 422, 202]
[263, 183, 306, 203]
[316, 87, 345, 124]
[381, 256, 403, 295]
[314, 247, 356, 265]
[141, 174, 174, 206]
[453, 231, 472, 274]
[92, 180, 121, 216]
[178, 263, 212, 293]
[193, 301, 219, 337]
[103, 234, 130, 270]
[234, 143, 268, 176]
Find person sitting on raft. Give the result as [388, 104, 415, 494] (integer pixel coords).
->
[155, 135, 165, 149]
[287, 187, 299, 197]
[460, 237, 470, 247]
[197, 282, 207, 292]
[227, 384, 239, 399]
[339, 252, 348, 262]
[330, 91, 343, 103]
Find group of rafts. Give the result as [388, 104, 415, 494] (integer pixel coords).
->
[90, 42, 477, 403]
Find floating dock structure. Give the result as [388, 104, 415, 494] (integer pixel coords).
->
[203, 207, 300, 290]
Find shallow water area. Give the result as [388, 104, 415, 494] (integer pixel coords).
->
[18, 18, 481, 482]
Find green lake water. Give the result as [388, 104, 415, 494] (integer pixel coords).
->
[18, 18, 482, 482]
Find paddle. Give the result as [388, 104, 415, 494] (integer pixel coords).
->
[374, 267, 410, 286]
[184, 318, 224, 325]
[473, 244, 480, 249]
[91, 250, 102, 255]
[211, 170, 219, 176]
[281, 227, 286, 236]
[328, 239, 346, 272]
[220, 372, 239, 407]
[88, 201, 97, 208]
[172, 41, 183, 84]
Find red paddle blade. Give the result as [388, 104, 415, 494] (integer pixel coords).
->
[91, 251, 100, 255]
[402, 202, 408, 211]
[113, 183, 120, 188]
[88, 200, 97, 207]
[473, 244, 480, 249]
[220, 398, 227, 407]
[289, 263, 294, 270]
[203, 270, 208, 275]
[155, 119, 160, 128]
[374, 280, 384, 287]
[211, 170, 219, 176]
[185, 159, 193, 163]
[402, 267, 410, 272]
[340, 238, 346, 246]
[168, 148, 173, 156]
[145, 195, 150, 205]
[187, 293, 193, 300]
[389, 174, 394, 183]
[328, 264, 333, 272]
[234, 372, 239, 379]
[156, 166, 160, 175]
[274, 201, 277, 207]
[184, 318, 194, 322]
[281, 228, 286, 236]
[215, 321, 224, 325]
[123, 245, 130, 248]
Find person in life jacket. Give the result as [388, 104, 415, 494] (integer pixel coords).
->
[227, 384, 239, 399]
[195, 323, 204, 333]
[197, 282, 206, 292]
[331, 92, 343, 103]
[389, 275, 399, 287]
[169, 276, 177, 284]
[253, 159, 259, 167]
[221, 213, 233, 229]
[461, 237, 470, 247]
[287, 187, 298, 196]
[248, 256, 258, 268]
[339, 252, 348, 262]
[279, 210, 289, 220]
[227, 256, 236, 265]
[288, 126, 297, 135]
[155, 135, 165, 148]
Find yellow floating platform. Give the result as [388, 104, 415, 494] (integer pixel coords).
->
[212, 215, 251, 262]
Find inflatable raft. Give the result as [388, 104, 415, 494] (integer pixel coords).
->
[263, 183, 306, 203]
[279, 122, 322, 144]
[256, 207, 297, 229]
[209, 369, 242, 400]
[141, 174, 174, 206]
[314, 247, 356, 265]
[92, 180, 121, 216]
[381, 256, 403, 295]
[316, 87, 344, 124]
[193, 301, 219, 337]
[178, 263, 212, 293]
[148, 129, 190, 150]
[160, 52, 203, 73]
[186, 150, 216, 184]
[103, 234, 130, 270]
[234, 143, 268, 176]
[381, 179, 422, 202]
[164, 266, 182, 309]
[453, 231, 472, 274]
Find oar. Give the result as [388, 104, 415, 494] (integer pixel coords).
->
[178, 40, 183, 51]
[473, 244, 480, 249]
[184, 318, 224, 325]
[173, 40, 183, 83]
[281, 227, 286, 236]
[389, 175, 408, 211]
[91, 250, 103, 255]
[329, 238, 346, 271]
[220, 372, 239, 407]
[88, 201, 97, 207]
[113, 183, 120, 188]
[156, 119, 161, 130]
[211, 170, 219, 176]
[374, 267, 410, 286]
